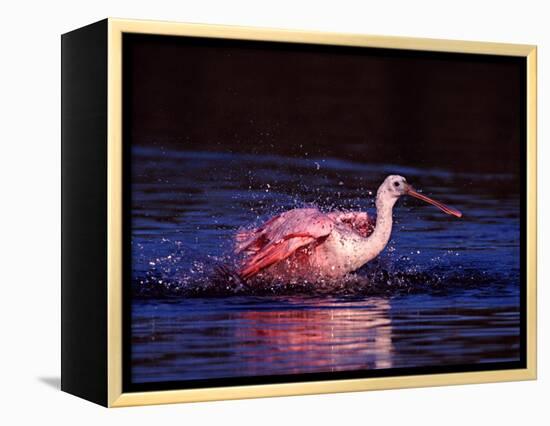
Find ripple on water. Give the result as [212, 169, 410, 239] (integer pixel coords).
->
[129, 148, 522, 383]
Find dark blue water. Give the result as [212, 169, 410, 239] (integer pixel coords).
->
[131, 146, 520, 383]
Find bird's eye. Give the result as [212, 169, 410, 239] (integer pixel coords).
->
[394, 182, 400, 187]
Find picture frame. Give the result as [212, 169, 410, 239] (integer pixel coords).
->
[61, 18, 537, 407]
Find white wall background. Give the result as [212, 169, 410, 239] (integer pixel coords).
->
[0, 0, 546, 424]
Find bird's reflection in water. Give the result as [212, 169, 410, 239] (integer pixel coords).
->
[234, 297, 393, 375]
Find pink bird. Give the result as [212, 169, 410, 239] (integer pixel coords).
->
[235, 175, 462, 281]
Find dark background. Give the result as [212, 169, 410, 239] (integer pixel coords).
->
[124, 34, 525, 175]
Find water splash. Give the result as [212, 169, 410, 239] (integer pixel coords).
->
[131, 238, 514, 298]
[130, 148, 520, 300]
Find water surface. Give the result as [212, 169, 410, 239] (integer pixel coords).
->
[130, 146, 521, 384]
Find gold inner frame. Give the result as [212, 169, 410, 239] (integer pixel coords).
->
[106, 17, 537, 407]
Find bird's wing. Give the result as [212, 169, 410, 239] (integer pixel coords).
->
[330, 211, 376, 238]
[236, 209, 334, 279]
[234, 213, 284, 255]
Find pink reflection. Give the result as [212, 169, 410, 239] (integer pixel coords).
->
[235, 298, 393, 375]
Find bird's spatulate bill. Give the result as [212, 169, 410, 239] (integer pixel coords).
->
[407, 187, 462, 218]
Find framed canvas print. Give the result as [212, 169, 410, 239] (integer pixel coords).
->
[61, 18, 537, 407]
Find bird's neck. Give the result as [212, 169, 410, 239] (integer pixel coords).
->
[351, 194, 396, 270]
[372, 196, 395, 247]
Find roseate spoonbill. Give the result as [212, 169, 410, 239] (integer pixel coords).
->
[235, 175, 462, 281]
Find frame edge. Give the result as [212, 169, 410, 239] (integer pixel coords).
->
[107, 18, 124, 407]
[61, 18, 109, 407]
[108, 17, 536, 56]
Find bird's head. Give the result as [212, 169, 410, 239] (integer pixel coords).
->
[378, 175, 462, 218]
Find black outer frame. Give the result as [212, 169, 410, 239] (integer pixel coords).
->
[61, 19, 109, 406]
